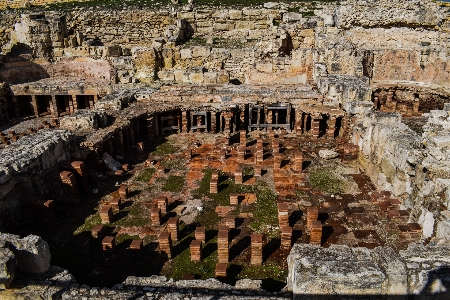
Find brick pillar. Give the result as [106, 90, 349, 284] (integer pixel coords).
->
[278, 202, 289, 227]
[211, 112, 216, 133]
[72, 95, 78, 112]
[413, 99, 420, 112]
[239, 130, 246, 147]
[50, 95, 59, 118]
[118, 185, 128, 199]
[303, 113, 309, 132]
[68, 95, 75, 114]
[281, 226, 292, 249]
[60, 171, 80, 204]
[210, 178, 218, 193]
[215, 263, 227, 278]
[217, 229, 228, 263]
[182, 111, 188, 132]
[93, 94, 99, 103]
[251, 234, 263, 265]
[235, 171, 242, 184]
[306, 207, 319, 230]
[12, 96, 21, 117]
[157, 196, 168, 214]
[151, 208, 161, 225]
[293, 151, 304, 172]
[167, 217, 179, 242]
[71, 161, 89, 193]
[295, 109, 302, 134]
[195, 227, 206, 242]
[159, 231, 172, 259]
[230, 193, 239, 205]
[311, 116, 322, 139]
[88, 95, 94, 108]
[327, 116, 336, 138]
[225, 215, 235, 229]
[31, 95, 39, 117]
[190, 240, 202, 261]
[373, 96, 379, 109]
[310, 221, 322, 245]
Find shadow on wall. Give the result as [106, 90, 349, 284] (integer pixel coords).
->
[0, 48, 51, 84]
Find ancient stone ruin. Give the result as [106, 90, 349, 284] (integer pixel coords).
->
[0, 0, 449, 298]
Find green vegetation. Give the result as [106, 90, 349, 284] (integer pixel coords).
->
[309, 167, 345, 194]
[160, 158, 187, 170]
[134, 168, 156, 182]
[249, 188, 278, 237]
[115, 233, 141, 245]
[111, 202, 149, 227]
[162, 175, 185, 192]
[152, 141, 179, 156]
[73, 213, 102, 235]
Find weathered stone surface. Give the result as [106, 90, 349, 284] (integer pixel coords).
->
[319, 149, 339, 159]
[0, 244, 17, 290]
[0, 234, 50, 274]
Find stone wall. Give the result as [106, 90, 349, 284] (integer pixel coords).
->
[287, 243, 450, 297]
[351, 105, 450, 241]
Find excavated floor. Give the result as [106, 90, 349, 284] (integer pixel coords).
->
[7, 130, 420, 289]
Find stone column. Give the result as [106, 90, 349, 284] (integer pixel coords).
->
[88, 95, 94, 109]
[12, 96, 21, 117]
[93, 94, 99, 103]
[72, 95, 78, 112]
[327, 116, 336, 138]
[311, 115, 322, 139]
[303, 113, 308, 133]
[49, 95, 59, 117]
[31, 95, 39, 117]
[211, 112, 216, 133]
[182, 111, 188, 132]
[295, 109, 302, 134]
[68, 95, 75, 114]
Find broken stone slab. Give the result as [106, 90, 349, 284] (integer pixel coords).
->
[318, 149, 339, 159]
[0, 234, 50, 274]
[102, 152, 122, 172]
[235, 279, 263, 290]
[0, 242, 17, 290]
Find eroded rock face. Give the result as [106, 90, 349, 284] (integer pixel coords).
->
[287, 243, 450, 297]
[0, 233, 50, 274]
[0, 243, 17, 290]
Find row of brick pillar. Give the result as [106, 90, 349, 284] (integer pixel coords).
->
[11, 94, 98, 119]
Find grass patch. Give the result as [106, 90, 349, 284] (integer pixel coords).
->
[160, 158, 187, 170]
[152, 141, 179, 156]
[115, 233, 141, 245]
[249, 187, 279, 238]
[162, 175, 185, 192]
[111, 202, 149, 227]
[309, 167, 345, 194]
[73, 213, 102, 235]
[134, 168, 156, 182]
[238, 261, 287, 284]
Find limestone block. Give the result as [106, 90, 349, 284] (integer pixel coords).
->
[162, 48, 174, 68]
[158, 70, 175, 81]
[242, 8, 261, 16]
[103, 152, 122, 172]
[283, 13, 303, 23]
[192, 46, 211, 58]
[213, 22, 235, 31]
[60, 110, 107, 131]
[255, 62, 273, 73]
[197, 26, 214, 35]
[0, 234, 50, 274]
[203, 72, 217, 84]
[177, 11, 195, 20]
[436, 210, 450, 242]
[189, 72, 204, 84]
[174, 69, 190, 83]
[235, 21, 255, 30]
[0, 246, 17, 290]
[319, 149, 339, 159]
[216, 70, 230, 84]
[180, 49, 192, 59]
[195, 10, 213, 19]
[229, 10, 243, 20]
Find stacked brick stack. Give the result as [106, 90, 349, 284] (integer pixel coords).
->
[307, 207, 319, 230]
[150, 207, 161, 225]
[215, 263, 227, 278]
[311, 116, 322, 138]
[157, 195, 168, 214]
[251, 233, 263, 265]
[210, 178, 218, 193]
[190, 240, 202, 262]
[272, 140, 279, 153]
[118, 185, 128, 199]
[167, 217, 179, 242]
[237, 146, 245, 159]
[159, 231, 172, 259]
[310, 221, 322, 245]
[398, 223, 422, 242]
[254, 165, 262, 177]
[225, 215, 235, 229]
[91, 224, 104, 238]
[230, 193, 239, 205]
[217, 229, 229, 263]
[102, 236, 116, 251]
[110, 197, 122, 210]
[60, 171, 80, 204]
[278, 202, 289, 227]
[240, 130, 246, 146]
[129, 239, 143, 256]
[100, 206, 113, 224]
[235, 171, 242, 184]
[281, 226, 292, 249]
[293, 151, 304, 172]
[71, 161, 89, 192]
[273, 152, 281, 169]
[195, 226, 206, 243]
